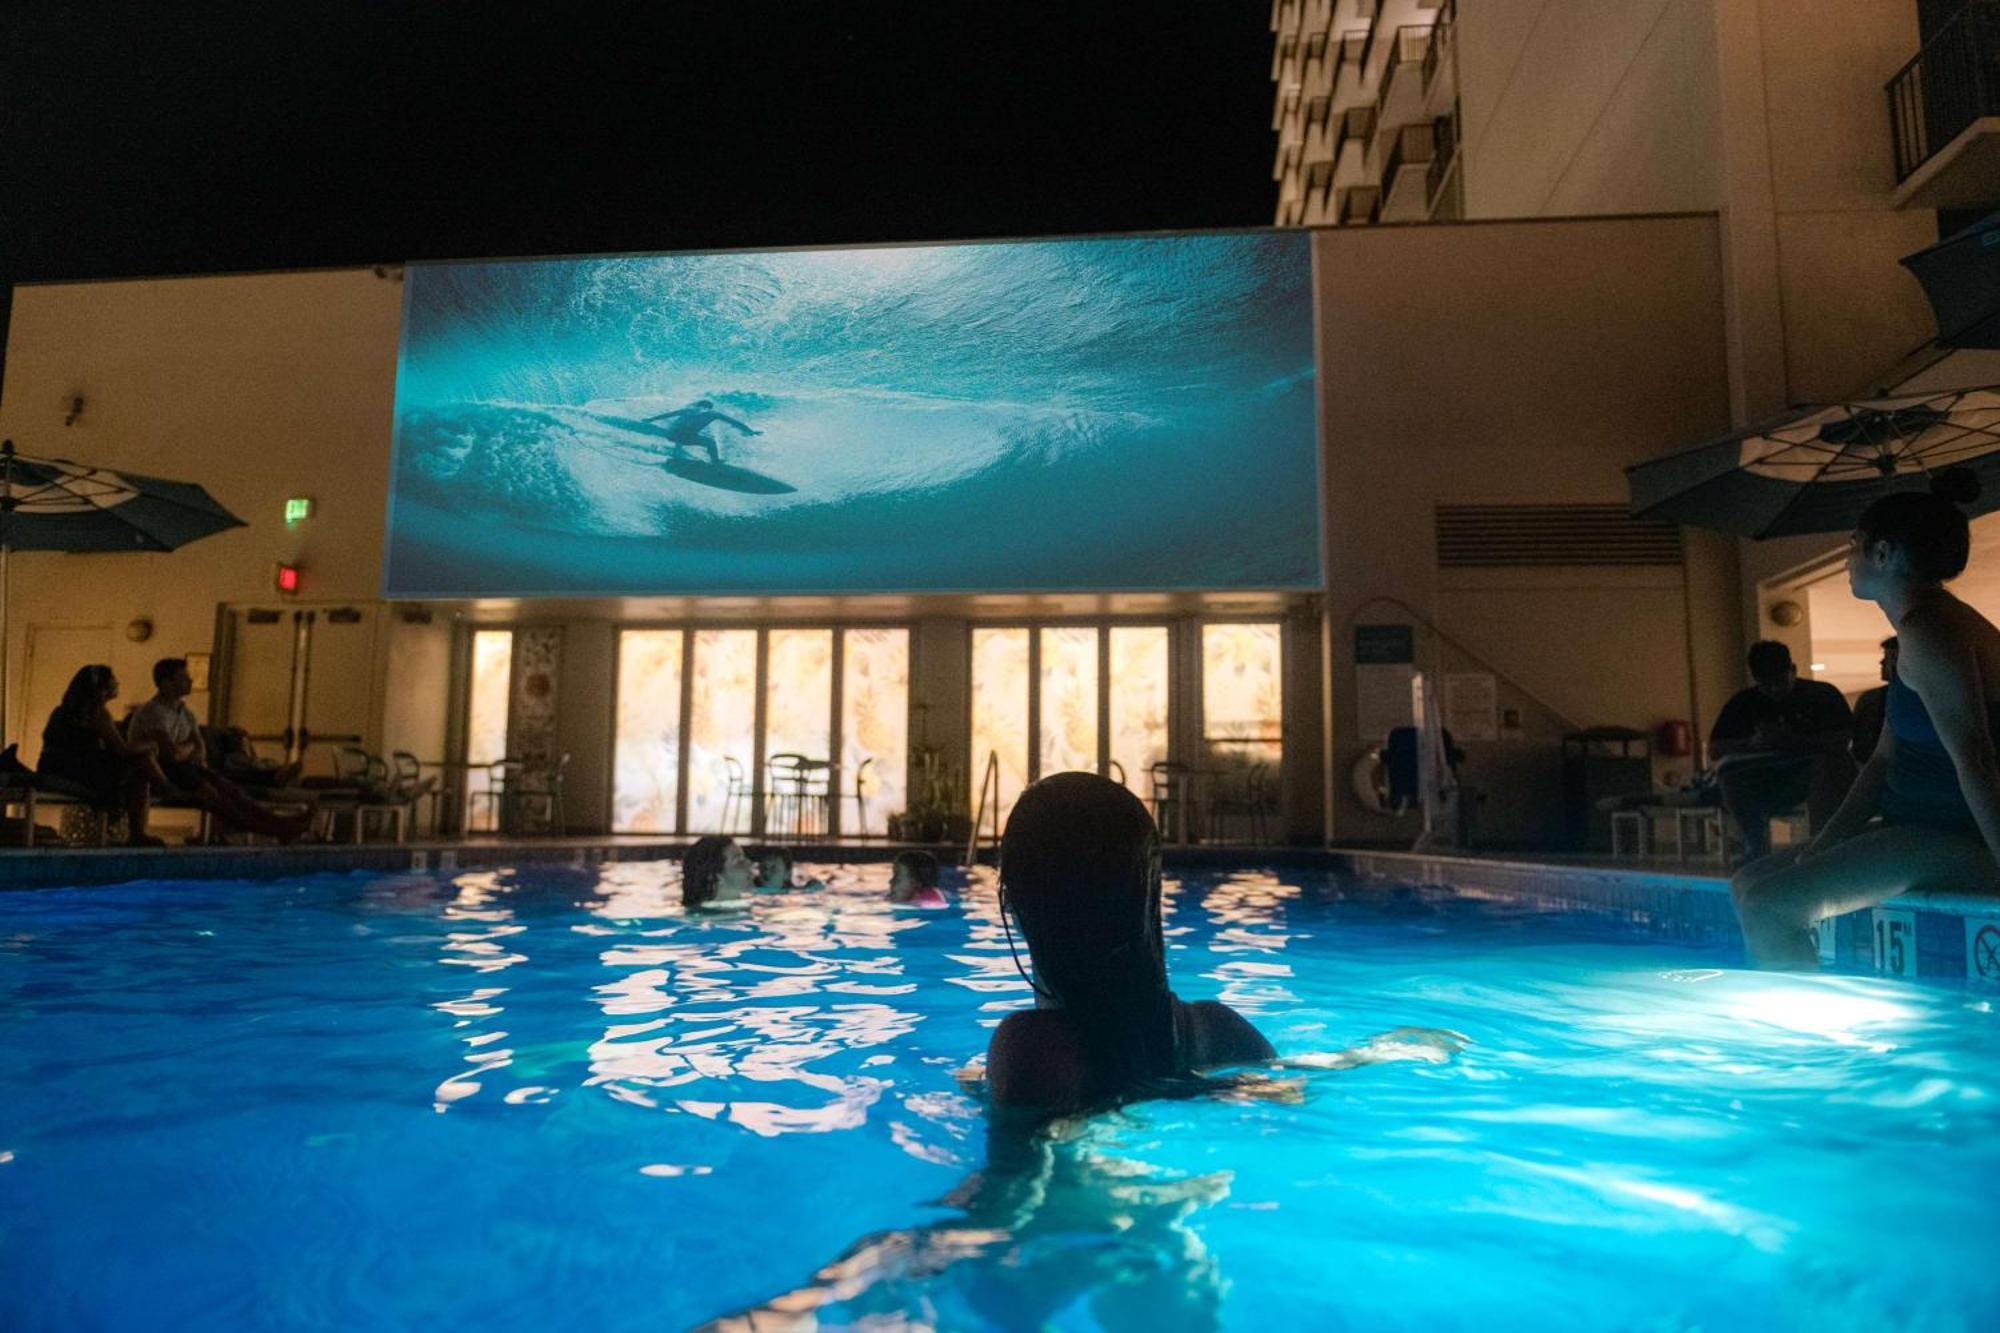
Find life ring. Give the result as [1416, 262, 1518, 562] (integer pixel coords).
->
[1349, 747, 1415, 817]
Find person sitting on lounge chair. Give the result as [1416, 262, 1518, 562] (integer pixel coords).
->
[128, 657, 312, 842]
[206, 725, 303, 789]
[39, 664, 170, 847]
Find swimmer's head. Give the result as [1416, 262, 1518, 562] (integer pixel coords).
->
[1000, 771, 1179, 1086]
[890, 850, 939, 902]
[751, 846, 793, 888]
[683, 835, 754, 908]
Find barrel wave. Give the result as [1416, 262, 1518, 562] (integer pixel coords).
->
[386, 232, 1319, 596]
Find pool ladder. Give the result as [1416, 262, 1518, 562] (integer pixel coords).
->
[966, 750, 1001, 867]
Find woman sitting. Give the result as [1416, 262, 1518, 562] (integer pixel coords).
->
[1733, 470, 2000, 967]
[986, 771, 1274, 1112]
[681, 834, 757, 910]
[39, 665, 169, 847]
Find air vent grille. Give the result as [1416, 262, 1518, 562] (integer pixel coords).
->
[1436, 504, 1683, 567]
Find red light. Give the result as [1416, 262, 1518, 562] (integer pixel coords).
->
[275, 563, 300, 594]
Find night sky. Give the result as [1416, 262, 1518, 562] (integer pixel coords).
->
[2, 2, 1276, 384]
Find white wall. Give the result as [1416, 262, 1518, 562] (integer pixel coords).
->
[1459, 0, 1722, 218]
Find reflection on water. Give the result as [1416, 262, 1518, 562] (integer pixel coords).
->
[8, 861, 2000, 1331]
[703, 1114, 1235, 1332]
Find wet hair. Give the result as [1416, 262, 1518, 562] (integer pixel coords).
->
[1855, 467, 1980, 583]
[1746, 640, 1794, 680]
[893, 849, 940, 888]
[152, 657, 188, 688]
[999, 771, 1185, 1096]
[1881, 635, 1900, 652]
[681, 835, 733, 908]
[56, 665, 114, 723]
[692, 398, 714, 409]
[750, 845, 792, 886]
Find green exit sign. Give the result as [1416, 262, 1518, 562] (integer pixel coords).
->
[284, 497, 314, 525]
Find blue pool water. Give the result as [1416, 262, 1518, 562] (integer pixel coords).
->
[2, 863, 1998, 1331]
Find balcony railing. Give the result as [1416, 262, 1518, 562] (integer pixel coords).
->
[1337, 104, 1377, 162]
[1888, 0, 2000, 182]
[1375, 26, 1435, 123]
[1423, 0, 1456, 95]
[1427, 113, 1457, 206]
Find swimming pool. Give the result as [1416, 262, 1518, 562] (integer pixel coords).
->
[2, 862, 1996, 1330]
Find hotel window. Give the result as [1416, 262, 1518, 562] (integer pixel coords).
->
[1202, 622, 1284, 774]
[970, 627, 1033, 829]
[1108, 626, 1170, 794]
[464, 629, 514, 832]
[612, 624, 909, 836]
[613, 629, 684, 834]
[841, 627, 909, 837]
[687, 629, 759, 834]
[973, 622, 1174, 826]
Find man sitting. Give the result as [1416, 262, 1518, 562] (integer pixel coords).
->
[1849, 635, 1898, 765]
[1708, 640, 1855, 862]
[128, 657, 312, 842]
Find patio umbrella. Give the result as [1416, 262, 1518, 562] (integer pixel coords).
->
[0, 439, 247, 747]
[1626, 387, 2000, 538]
[1901, 212, 2000, 349]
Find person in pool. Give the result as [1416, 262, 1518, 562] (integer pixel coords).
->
[1732, 469, 2000, 968]
[889, 849, 948, 907]
[643, 398, 759, 465]
[750, 845, 825, 892]
[987, 771, 1276, 1111]
[681, 834, 758, 910]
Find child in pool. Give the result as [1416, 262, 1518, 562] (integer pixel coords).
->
[985, 771, 1276, 1111]
[751, 846, 825, 892]
[682, 835, 757, 909]
[889, 850, 948, 908]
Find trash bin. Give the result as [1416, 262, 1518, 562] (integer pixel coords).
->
[1562, 727, 1652, 851]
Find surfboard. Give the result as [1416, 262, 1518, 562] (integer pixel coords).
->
[660, 457, 797, 495]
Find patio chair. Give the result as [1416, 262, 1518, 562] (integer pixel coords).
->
[506, 753, 570, 836]
[1149, 761, 1193, 843]
[720, 756, 754, 834]
[1208, 762, 1275, 844]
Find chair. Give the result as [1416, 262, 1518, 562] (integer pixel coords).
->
[1209, 762, 1274, 844]
[391, 751, 440, 836]
[848, 757, 874, 838]
[508, 753, 570, 836]
[467, 758, 522, 834]
[1149, 761, 1193, 843]
[765, 753, 830, 840]
[320, 746, 407, 843]
[721, 756, 754, 834]
[1106, 758, 1127, 789]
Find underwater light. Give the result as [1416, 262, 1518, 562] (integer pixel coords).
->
[1728, 981, 1913, 1044]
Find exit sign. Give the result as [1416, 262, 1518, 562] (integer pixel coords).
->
[284, 496, 314, 524]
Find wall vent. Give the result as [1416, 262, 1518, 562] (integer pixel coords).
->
[1436, 504, 1683, 567]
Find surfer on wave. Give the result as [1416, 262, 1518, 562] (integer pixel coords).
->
[644, 398, 760, 465]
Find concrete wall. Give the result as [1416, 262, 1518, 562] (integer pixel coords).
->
[1315, 214, 1735, 843]
[0, 269, 403, 749]
[1459, 0, 1722, 219]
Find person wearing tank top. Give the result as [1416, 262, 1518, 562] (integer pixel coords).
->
[1733, 469, 2000, 968]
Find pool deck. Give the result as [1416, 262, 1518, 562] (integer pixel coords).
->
[6, 837, 1997, 985]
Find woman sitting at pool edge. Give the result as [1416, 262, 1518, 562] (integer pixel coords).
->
[1733, 469, 2000, 968]
[986, 771, 1275, 1112]
[682, 834, 757, 910]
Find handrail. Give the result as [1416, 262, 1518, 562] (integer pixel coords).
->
[1887, 0, 2000, 182]
[1422, 0, 1455, 95]
[966, 749, 1002, 866]
[1340, 595, 1582, 732]
[1427, 113, 1457, 207]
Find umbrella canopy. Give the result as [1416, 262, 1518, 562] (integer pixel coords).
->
[0, 438, 247, 750]
[1626, 387, 2000, 538]
[0, 439, 246, 551]
[1901, 212, 2000, 349]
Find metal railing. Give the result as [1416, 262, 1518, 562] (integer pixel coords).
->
[1887, 0, 2000, 183]
[1423, 0, 1456, 95]
[1427, 113, 1457, 207]
[1336, 103, 1376, 164]
[1375, 26, 1436, 124]
[966, 750, 1002, 865]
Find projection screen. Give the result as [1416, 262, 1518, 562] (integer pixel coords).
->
[383, 230, 1319, 597]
